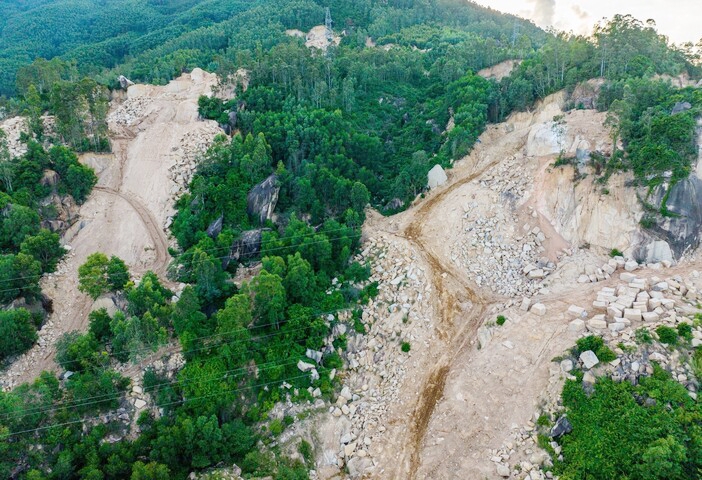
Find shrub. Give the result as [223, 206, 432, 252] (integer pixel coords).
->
[575, 335, 617, 362]
[401, 342, 411, 353]
[635, 327, 653, 345]
[299, 440, 313, 465]
[677, 323, 693, 341]
[609, 248, 623, 257]
[353, 317, 366, 334]
[692, 349, 702, 379]
[576, 335, 605, 354]
[496, 315, 506, 326]
[269, 419, 284, 436]
[656, 325, 678, 345]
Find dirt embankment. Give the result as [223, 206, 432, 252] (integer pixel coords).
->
[0, 69, 222, 389]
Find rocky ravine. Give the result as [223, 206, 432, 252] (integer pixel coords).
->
[301, 88, 702, 480]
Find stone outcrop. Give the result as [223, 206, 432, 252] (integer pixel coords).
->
[206, 214, 223, 238]
[40, 169, 60, 187]
[646, 176, 702, 258]
[118, 75, 135, 90]
[427, 164, 447, 189]
[225, 229, 264, 268]
[246, 174, 279, 224]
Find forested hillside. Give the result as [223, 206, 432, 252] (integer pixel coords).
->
[0, 1, 701, 479]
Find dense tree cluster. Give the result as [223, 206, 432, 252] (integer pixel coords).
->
[0, 138, 97, 359]
[554, 365, 702, 479]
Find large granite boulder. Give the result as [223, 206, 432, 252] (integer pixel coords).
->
[247, 174, 279, 224]
[118, 75, 134, 90]
[427, 164, 447, 189]
[224, 229, 267, 268]
[206, 214, 224, 238]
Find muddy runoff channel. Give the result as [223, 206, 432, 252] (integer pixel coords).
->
[393, 159, 502, 479]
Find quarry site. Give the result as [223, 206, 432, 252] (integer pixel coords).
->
[1, 55, 701, 480]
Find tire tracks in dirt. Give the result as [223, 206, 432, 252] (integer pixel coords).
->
[93, 186, 170, 277]
[388, 152, 510, 479]
[387, 121, 546, 478]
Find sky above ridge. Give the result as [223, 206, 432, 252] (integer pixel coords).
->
[473, 0, 701, 44]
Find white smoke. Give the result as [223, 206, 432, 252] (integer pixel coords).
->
[531, 0, 556, 27]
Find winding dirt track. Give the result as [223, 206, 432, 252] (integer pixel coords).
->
[93, 186, 170, 277]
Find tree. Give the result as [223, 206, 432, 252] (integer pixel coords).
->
[88, 308, 112, 343]
[213, 294, 251, 369]
[131, 462, 171, 480]
[10, 253, 42, 301]
[283, 253, 315, 304]
[24, 85, 44, 139]
[110, 311, 166, 363]
[55, 331, 106, 372]
[78, 253, 130, 300]
[0, 308, 37, 360]
[191, 249, 227, 304]
[172, 286, 209, 337]
[1, 204, 40, 250]
[20, 229, 65, 273]
[107, 256, 131, 291]
[126, 271, 171, 318]
[249, 271, 286, 329]
[0, 128, 13, 193]
[65, 163, 97, 203]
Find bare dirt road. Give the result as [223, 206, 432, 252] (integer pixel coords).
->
[0, 70, 221, 389]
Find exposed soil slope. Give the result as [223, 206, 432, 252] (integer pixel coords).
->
[0, 69, 221, 389]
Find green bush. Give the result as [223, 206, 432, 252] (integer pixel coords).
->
[656, 325, 678, 345]
[575, 335, 617, 362]
[496, 315, 506, 326]
[692, 349, 702, 379]
[299, 440, 313, 466]
[268, 419, 284, 437]
[609, 248, 623, 257]
[635, 327, 653, 345]
[401, 342, 411, 353]
[677, 323, 693, 341]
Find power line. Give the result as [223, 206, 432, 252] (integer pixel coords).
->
[46, 304, 350, 371]
[1, 305, 351, 418]
[0, 227, 362, 289]
[1, 373, 312, 439]
[1, 357, 309, 423]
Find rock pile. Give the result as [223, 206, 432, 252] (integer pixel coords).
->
[453, 206, 554, 296]
[490, 268, 702, 479]
[166, 124, 223, 205]
[311, 233, 434, 478]
[0, 116, 29, 158]
[108, 95, 153, 126]
[0, 250, 76, 391]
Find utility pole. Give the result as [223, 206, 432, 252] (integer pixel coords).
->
[511, 20, 520, 48]
[325, 7, 333, 42]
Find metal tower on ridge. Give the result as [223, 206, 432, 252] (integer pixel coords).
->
[325, 7, 333, 41]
